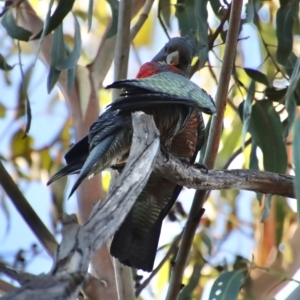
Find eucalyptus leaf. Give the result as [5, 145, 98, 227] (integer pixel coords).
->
[196, 0, 209, 68]
[293, 117, 300, 220]
[285, 56, 300, 136]
[248, 101, 287, 174]
[208, 270, 244, 300]
[249, 140, 259, 170]
[47, 24, 65, 93]
[106, 0, 119, 39]
[0, 54, 13, 71]
[265, 87, 287, 102]
[159, 0, 171, 28]
[33, 0, 76, 39]
[261, 194, 272, 221]
[276, 2, 298, 65]
[241, 80, 255, 149]
[244, 68, 269, 86]
[1, 9, 32, 41]
[88, 0, 94, 32]
[56, 14, 81, 71]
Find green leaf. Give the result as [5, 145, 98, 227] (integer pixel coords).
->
[17, 42, 32, 135]
[32, 0, 76, 39]
[245, 2, 254, 23]
[248, 101, 287, 174]
[261, 194, 272, 221]
[265, 87, 287, 102]
[88, 0, 94, 32]
[274, 196, 288, 246]
[209, 0, 225, 19]
[285, 56, 300, 136]
[175, 0, 197, 37]
[0, 54, 14, 71]
[67, 67, 76, 92]
[47, 24, 65, 93]
[199, 115, 211, 163]
[1, 9, 32, 41]
[244, 68, 269, 86]
[196, 0, 209, 68]
[159, 0, 171, 28]
[208, 270, 244, 300]
[178, 264, 202, 300]
[241, 80, 255, 149]
[56, 14, 81, 71]
[106, 0, 119, 39]
[276, 2, 298, 65]
[201, 230, 212, 255]
[293, 117, 300, 220]
[249, 140, 259, 170]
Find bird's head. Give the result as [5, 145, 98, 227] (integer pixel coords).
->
[151, 36, 196, 77]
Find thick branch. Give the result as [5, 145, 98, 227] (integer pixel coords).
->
[1, 112, 159, 300]
[155, 153, 294, 198]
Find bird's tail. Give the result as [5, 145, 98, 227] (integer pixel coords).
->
[47, 111, 132, 198]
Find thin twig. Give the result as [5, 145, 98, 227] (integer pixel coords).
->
[222, 138, 252, 169]
[112, 0, 136, 298]
[157, 0, 171, 40]
[130, 0, 155, 40]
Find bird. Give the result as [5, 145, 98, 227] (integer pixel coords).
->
[48, 37, 216, 271]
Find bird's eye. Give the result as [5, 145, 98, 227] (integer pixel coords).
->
[164, 46, 167, 52]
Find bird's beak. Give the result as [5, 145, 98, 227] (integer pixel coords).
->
[166, 50, 179, 66]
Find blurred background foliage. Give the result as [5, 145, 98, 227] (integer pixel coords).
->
[0, 0, 300, 299]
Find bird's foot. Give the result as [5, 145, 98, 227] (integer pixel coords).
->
[193, 163, 208, 174]
[160, 145, 170, 163]
[111, 163, 126, 173]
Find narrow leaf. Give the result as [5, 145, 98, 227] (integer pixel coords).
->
[241, 80, 255, 149]
[208, 270, 244, 300]
[245, 2, 254, 23]
[293, 117, 300, 220]
[159, 0, 171, 28]
[265, 87, 287, 102]
[261, 194, 272, 221]
[88, 0, 94, 32]
[244, 68, 269, 86]
[67, 67, 76, 92]
[0, 54, 13, 71]
[276, 2, 298, 65]
[56, 14, 81, 71]
[175, 0, 198, 37]
[32, 0, 76, 39]
[249, 140, 259, 170]
[17, 42, 31, 135]
[1, 9, 32, 41]
[285, 56, 300, 136]
[34, 0, 55, 65]
[47, 24, 65, 93]
[248, 101, 287, 174]
[106, 0, 119, 39]
[196, 0, 209, 68]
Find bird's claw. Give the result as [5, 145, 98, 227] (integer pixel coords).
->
[193, 163, 208, 174]
[160, 145, 170, 163]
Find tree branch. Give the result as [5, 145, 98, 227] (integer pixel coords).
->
[0, 162, 58, 257]
[1, 112, 160, 300]
[165, 1, 244, 299]
[154, 152, 294, 198]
